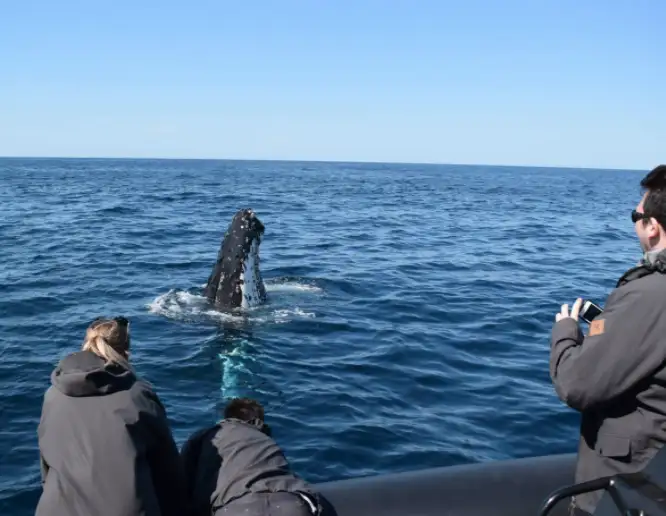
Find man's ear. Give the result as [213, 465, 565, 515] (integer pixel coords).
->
[648, 217, 661, 237]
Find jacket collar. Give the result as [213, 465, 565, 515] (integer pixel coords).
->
[617, 248, 666, 287]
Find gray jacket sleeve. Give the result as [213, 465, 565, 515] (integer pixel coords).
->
[550, 284, 666, 410]
[180, 426, 211, 503]
[134, 385, 188, 516]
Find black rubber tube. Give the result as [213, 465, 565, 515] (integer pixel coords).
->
[314, 453, 577, 516]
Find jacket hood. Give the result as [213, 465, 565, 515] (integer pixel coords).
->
[51, 350, 136, 397]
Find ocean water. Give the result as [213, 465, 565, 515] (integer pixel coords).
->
[0, 158, 646, 514]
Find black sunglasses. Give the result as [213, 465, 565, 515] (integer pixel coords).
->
[632, 210, 651, 223]
[90, 316, 129, 327]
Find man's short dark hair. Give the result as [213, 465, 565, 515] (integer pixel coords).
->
[224, 397, 265, 422]
[640, 165, 666, 228]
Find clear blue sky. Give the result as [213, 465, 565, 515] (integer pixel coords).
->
[0, 1, 663, 169]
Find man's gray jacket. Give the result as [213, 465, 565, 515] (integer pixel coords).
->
[180, 418, 319, 516]
[550, 252, 666, 514]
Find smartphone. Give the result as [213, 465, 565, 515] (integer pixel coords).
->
[580, 300, 603, 324]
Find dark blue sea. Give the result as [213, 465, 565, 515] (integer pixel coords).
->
[0, 158, 646, 514]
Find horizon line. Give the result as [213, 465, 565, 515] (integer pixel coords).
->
[0, 154, 649, 173]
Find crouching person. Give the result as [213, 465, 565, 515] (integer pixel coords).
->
[181, 397, 321, 516]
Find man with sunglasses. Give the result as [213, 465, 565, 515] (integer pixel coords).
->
[550, 164, 666, 516]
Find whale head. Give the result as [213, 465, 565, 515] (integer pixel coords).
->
[204, 208, 267, 310]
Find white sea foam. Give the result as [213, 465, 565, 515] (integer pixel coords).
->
[147, 278, 321, 325]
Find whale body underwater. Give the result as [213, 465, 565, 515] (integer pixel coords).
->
[203, 208, 268, 310]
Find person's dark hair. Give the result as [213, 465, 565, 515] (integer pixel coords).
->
[224, 397, 265, 422]
[640, 165, 666, 228]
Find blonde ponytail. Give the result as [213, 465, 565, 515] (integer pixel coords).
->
[81, 318, 132, 370]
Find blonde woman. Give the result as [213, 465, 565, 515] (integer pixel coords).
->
[36, 316, 187, 516]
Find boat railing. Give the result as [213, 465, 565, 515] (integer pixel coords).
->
[538, 445, 666, 516]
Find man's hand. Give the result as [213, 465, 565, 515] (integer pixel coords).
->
[556, 297, 583, 322]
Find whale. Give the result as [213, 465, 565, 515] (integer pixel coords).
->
[203, 208, 267, 310]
